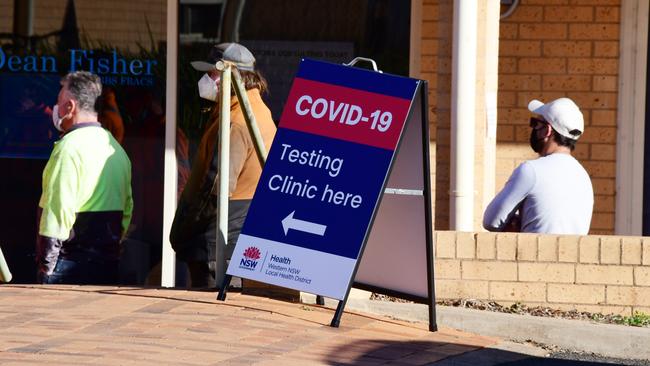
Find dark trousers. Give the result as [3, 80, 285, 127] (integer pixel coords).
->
[182, 200, 250, 289]
[42, 258, 119, 285]
[186, 260, 242, 289]
[187, 260, 216, 288]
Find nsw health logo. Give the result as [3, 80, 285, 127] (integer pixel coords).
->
[239, 246, 262, 271]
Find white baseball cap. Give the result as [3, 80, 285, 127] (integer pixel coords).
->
[528, 97, 584, 140]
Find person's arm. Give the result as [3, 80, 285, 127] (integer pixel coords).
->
[37, 148, 80, 280]
[483, 162, 536, 232]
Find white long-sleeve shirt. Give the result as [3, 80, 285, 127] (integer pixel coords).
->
[483, 153, 593, 235]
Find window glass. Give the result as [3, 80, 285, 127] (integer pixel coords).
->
[178, 0, 411, 158]
[0, 0, 167, 283]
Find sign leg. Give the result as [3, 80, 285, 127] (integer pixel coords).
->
[420, 81, 437, 332]
[217, 274, 232, 301]
[330, 299, 347, 327]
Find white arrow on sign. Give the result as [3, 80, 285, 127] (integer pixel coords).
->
[281, 211, 327, 236]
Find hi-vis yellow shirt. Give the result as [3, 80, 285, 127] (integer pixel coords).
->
[39, 123, 133, 240]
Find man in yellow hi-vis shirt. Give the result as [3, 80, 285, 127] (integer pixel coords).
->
[37, 71, 133, 284]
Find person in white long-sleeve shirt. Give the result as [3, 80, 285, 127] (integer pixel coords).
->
[483, 97, 593, 235]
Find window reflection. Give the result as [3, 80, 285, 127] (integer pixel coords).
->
[0, 0, 410, 285]
[178, 0, 410, 156]
[0, 0, 167, 284]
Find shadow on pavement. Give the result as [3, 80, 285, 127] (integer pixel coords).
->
[324, 339, 470, 365]
[327, 339, 639, 366]
[440, 348, 632, 366]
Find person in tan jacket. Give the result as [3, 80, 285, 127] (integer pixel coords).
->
[97, 87, 124, 144]
[170, 43, 276, 288]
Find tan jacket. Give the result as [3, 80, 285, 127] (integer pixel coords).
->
[185, 88, 276, 201]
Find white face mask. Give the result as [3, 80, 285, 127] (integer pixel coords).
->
[51, 104, 64, 132]
[197, 73, 219, 101]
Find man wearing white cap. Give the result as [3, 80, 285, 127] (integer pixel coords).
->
[483, 97, 593, 235]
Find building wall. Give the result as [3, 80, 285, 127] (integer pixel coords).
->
[497, 1, 621, 234]
[421, 0, 499, 232]
[435, 230, 650, 316]
[421, 0, 453, 230]
[422, 0, 497, 232]
[419, 0, 641, 317]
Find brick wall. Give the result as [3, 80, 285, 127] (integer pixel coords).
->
[435, 230, 650, 316]
[421, 0, 453, 230]
[497, 1, 621, 234]
[421, 1, 498, 231]
[420, 1, 620, 234]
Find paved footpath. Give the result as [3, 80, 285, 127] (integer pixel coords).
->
[0, 285, 499, 365]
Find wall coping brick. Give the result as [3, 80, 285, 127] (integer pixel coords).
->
[434, 231, 649, 313]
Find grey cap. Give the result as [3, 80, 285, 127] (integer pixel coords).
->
[191, 43, 256, 72]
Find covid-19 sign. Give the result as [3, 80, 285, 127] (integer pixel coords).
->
[226, 59, 418, 300]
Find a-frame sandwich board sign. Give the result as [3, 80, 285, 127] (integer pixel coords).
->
[218, 58, 436, 331]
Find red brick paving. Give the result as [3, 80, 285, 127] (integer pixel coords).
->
[0, 285, 498, 365]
